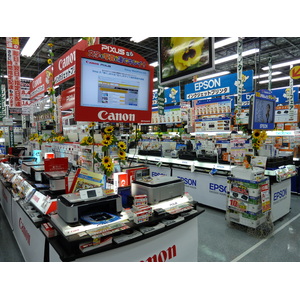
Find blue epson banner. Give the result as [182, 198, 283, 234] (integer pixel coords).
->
[184, 70, 253, 100]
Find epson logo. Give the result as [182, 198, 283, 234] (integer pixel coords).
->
[274, 188, 287, 201]
[209, 183, 227, 193]
[177, 176, 197, 187]
[194, 78, 221, 91]
[98, 111, 135, 122]
[101, 44, 125, 55]
[152, 171, 167, 177]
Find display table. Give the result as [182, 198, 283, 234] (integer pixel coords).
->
[47, 211, 201, 262]
[128, 154, 296, 222]
[0, 163, 204, 262]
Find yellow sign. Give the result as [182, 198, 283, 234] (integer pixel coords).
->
[290, 66, 300, 79]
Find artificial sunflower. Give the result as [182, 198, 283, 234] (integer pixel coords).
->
[88, 122, 96, 128]
[118, 150, 126, 160]
[252, 129, 261, 139]
[102, 156, 112, 167]
[47, 58, 53, 65]
[118, 141, 127, 150]
[104, 125, 114, 134]
[103, 134, 113, 145]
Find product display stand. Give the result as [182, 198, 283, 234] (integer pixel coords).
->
[226, 176, 274, 237]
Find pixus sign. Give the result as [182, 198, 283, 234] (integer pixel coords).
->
[75, 44, 154, 124]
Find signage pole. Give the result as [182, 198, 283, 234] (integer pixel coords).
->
[268, 56, 272, 91]
[236, 37, 243, 124]
[288, 65, 294, 121]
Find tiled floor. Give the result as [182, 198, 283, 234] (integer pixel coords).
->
[1, 194, 300, 262]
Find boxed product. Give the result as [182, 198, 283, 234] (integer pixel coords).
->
[41, 222, 57, 238]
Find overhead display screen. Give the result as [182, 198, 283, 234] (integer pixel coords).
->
[80, 58, 150, 111]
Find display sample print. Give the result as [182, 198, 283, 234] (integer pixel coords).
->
[159, 37, 214, 85]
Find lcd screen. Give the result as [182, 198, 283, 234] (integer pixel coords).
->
[80, 58, 150, 111]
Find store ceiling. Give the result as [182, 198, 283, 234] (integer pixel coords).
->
[0, 37, 300, 93]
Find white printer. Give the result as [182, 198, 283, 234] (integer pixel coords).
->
[131, 176, 185, 205]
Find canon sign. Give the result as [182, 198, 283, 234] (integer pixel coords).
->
[98, 110, 136, 122]
[58, 50, 76, 71]
[140, 245, 177, 262]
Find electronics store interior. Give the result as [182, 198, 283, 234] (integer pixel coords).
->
[1, 36, 300, 273]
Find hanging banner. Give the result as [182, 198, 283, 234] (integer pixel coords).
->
[61, 85, 75, 110]
[30, 65, 53, 101]
[288, 69, 294, 120]
[153, 86, 180, 106]
[157, 85, 165, 115]
[236, 37, 243, 120]
[0, 84, 6, 121]
[184, 70, 253, 101]
[53, 39, 89, 86]
[6, 37, 22, 108]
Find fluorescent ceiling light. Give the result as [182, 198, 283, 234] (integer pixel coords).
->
[272, 84, 300, 90]
[214, 37, 238, 49]
[1, 75, 33, 81]
[259, 76, 290, 84]
[197, 71, 230, 81]
[21, 37, 45, 57]
[262, 59, 300, 70]
[150, 61, 158, 67]
[130, 37, 148, 43]
[215, 48, 260, 65]
[253, 71, 282, 79]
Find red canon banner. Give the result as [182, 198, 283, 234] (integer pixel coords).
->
[6, 37, 21, 108]
[61, 85, 75, 110]
[75, 44, 154, 124]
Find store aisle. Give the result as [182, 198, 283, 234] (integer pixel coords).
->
[198, 193, 300, 262]
[0, 205, 24, 262]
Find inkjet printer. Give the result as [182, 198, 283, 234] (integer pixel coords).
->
[131, 175, 185, 205]
[57, 189, 122, 224]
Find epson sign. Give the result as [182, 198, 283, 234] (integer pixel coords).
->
[177, 176, 197, 187]
[274, 188, 287, 201]
[209, 183, 227, 194]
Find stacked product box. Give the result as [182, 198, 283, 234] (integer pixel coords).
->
[226, 176, 271, 228]
[132, 194, 152, 224]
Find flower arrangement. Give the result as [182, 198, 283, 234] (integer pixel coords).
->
[94, 125, 127, 177]
[29, 131, 69, 144]
[251, 129, 267, 151]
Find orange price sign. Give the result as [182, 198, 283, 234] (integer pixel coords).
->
[290, 66, 300, 79]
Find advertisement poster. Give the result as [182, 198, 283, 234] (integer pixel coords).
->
[159, 37, 214, 85]
[6, 37, 21, 108]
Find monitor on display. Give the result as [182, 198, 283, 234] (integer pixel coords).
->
[249, 93, 276, 130]
[80, 58, 150, 111]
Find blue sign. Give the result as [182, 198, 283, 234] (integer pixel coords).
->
[242, 87, 299, 108]
[152, 86, 181, 106]
[184, 70, 254, 100]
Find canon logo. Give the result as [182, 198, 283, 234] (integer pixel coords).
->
[19, 218, 30, 245]
[101, 44, 125, 55]
[140, 245, 177, 262]
[98, 110, 135, 122]
[32, 76, 42, 88]
[58, 51, 76, 71]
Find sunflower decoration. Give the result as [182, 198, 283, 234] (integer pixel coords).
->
[80, 122, 97, 145]
[93, 125, 127, 177]
[0, 130, 3, 138]
[251, 129, 267, 151]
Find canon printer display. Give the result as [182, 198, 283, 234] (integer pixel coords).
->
[57, 192, 122, 224]
[131, 176, 185, 204]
